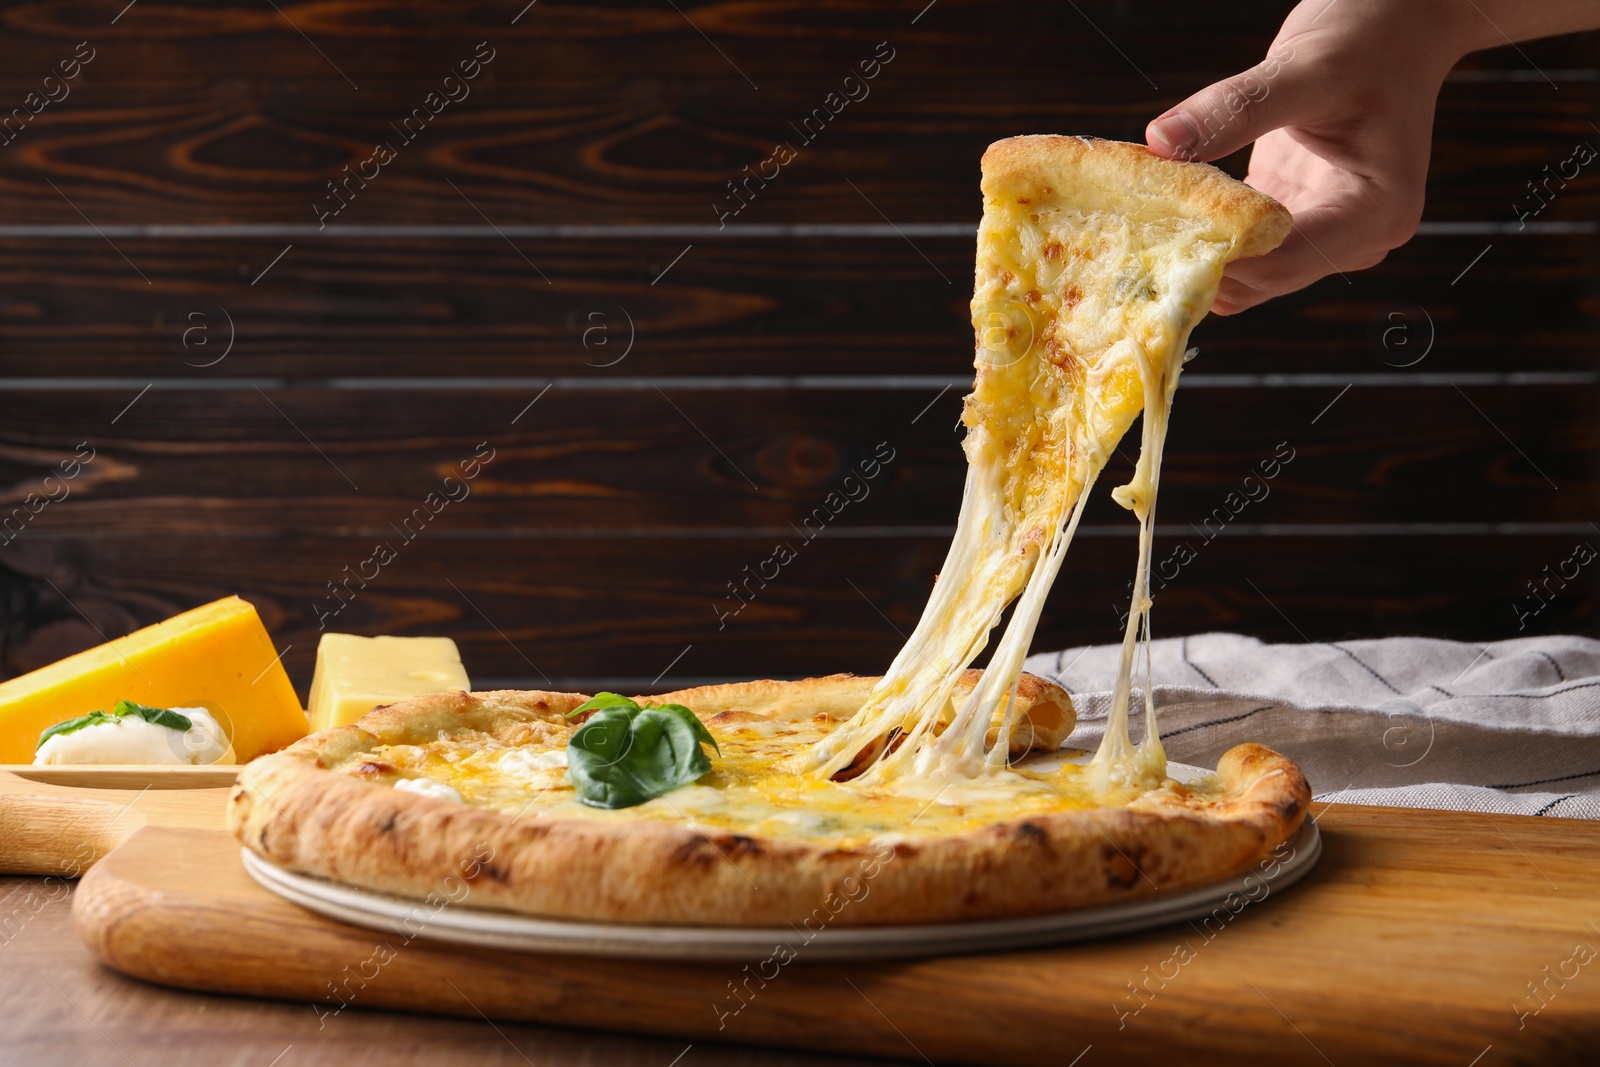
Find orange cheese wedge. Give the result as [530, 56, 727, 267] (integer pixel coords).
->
[0, 596, 306, 764]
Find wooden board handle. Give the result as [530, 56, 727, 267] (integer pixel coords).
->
[0, 790, 145, 876]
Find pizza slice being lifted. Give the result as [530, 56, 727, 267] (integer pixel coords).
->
[230, 138, 1306, 928]
[795, 136, 1292, 790]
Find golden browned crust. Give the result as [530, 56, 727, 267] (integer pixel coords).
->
[228, 678, 1309, 928]
[981, 135, 1292, 260]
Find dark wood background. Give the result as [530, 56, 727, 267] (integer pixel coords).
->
[0, 0, 1596, 693]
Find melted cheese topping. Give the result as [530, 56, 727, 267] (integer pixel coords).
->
[340, 153, 1255, 841]
[334, 710, 1221, 846]
[791, 177, 1232, 791]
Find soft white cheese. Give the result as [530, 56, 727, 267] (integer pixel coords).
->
[393, 776, 464, 803]
[33, 707, 230, 766]
[648, 784, 725, 816]
[496, 746, 568, 778]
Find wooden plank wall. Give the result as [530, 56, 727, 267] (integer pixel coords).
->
[0, 0, 1595, 692]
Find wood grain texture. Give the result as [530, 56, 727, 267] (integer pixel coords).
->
[0, 764, 238, 790]
[0, 73, 1593, 224]
[4, 0, 1592, 80]
[0, 384, 1591, 529]
[0, 233, 1596, 374]
[0, 530, 1592, 688]
[0, 0, 1595, 695]
[0, 770, 230, 875]
[3, 0, 1286, 78]
[70, 807, 1600, 1066]
[1, 882, 880, 1067]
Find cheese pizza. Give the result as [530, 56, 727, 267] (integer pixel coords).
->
[230, 137, 1307, 927]
[230, 675, 1307, 925]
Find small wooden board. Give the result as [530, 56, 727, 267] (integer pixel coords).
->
[41, 786, 1598, 1066]
[0, 769, 232, 876]
[0, 764, 238, 790]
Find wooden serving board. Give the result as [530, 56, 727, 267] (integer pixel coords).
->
[2, 772, 1598, 1065]
[0, 764, 238, 790]
[0, 769, 234, 876]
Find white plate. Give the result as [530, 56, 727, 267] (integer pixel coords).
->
[241, 751, 1321, 960]
[242, 820, 1318, 961]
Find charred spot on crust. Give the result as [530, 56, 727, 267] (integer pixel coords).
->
[1102, 843, 1141, 889]
[718, 834, 764, 858]
[819, 847, 867, 862]
[1042, 241, 1063, 260]
[1279, 796, 1302, 822]
[672, 837, 721, 868]
[1016, 822, 1047, 842]
[467, 860, 507, 884]
[378, 811, 398, 833]
[353, 760, 396, 777]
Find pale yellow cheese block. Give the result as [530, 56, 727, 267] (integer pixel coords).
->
[0, 596, 306, 765]
[307, 634, 470, 732]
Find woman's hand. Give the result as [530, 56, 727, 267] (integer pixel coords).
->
[1145, 0, 1473, 315]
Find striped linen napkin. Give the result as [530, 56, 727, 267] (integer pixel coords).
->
[1025, 632, 1600, 819]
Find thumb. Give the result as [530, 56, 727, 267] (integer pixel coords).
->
[1146, 49, 1304, 162]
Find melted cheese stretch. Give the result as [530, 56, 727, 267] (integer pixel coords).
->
[344, 159, 1251, 836]
[793, 188, 1232, 788]
[336, 710, 1218, 847]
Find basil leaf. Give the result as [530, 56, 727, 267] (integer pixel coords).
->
[565, 699, 718, 809]
[642, 702, 719, 754]
[567, 706, 652, 808]
[631, 707, 715, 779]
[110, 700, 193, 732]
[37, 709, 117, 749]
[36, 700, 196, 750]
[567, 692, 637, 718]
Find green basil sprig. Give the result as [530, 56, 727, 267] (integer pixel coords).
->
[37, 699, 194, 749]
[110, 700, 194, 731]
[564, 693, 719, 809]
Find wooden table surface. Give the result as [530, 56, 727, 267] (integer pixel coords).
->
[1, 876, 903, 1067]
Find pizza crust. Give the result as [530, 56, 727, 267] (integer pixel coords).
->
[982, 135, 1293, 259]
[228, 678, 1310, 927]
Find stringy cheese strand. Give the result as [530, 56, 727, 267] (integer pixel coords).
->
[799, 156, 1239, 787]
